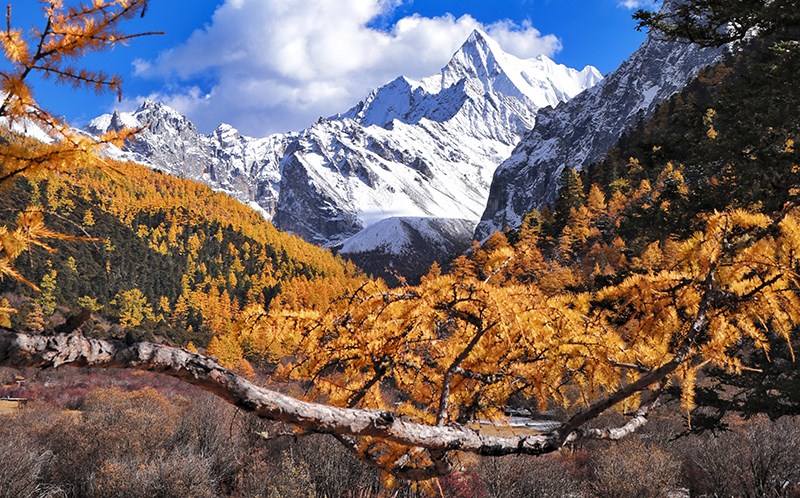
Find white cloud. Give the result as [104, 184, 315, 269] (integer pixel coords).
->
[617, 0, 661, 9]
[131, 0, 561, 136]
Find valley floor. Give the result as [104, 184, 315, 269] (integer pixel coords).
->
[2, 366, 798, 498]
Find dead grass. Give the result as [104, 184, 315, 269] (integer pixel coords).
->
[0, 399, 21, 415]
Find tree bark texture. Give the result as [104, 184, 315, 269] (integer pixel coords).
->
[0, 331, 564, 456]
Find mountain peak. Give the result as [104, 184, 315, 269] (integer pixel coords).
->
[463, 28, 493, 48]
[442, 30, 506, 89]
[441, 30, 602, 110]
[137, 99, 163, 112]
[451, 28, 502, 66]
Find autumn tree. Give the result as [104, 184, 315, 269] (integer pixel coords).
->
[114, 288, 153, 329]
[0, 0, 155, 184]
[0, 0, 157, 322]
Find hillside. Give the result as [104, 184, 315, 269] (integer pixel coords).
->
[0, 156, 363, 347]
[475, 0, 723, 240]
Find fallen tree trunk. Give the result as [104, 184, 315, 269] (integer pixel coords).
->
[0, 330, 668, 480]
[0, 331, 563, 456]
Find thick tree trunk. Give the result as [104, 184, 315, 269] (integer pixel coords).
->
[0, 329, 669, 480]
[0, 332, 563, 456]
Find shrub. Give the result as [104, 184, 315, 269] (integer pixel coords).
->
[677, 416, 800, 497]
[590, 439, 681, 498]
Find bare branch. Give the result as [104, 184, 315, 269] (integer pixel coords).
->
[570, 391, 662, 443]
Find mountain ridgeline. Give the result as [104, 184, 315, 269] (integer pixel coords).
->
[86, 30, 601, 252]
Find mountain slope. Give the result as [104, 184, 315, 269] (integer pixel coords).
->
[86, 101, 294, 217]
[87, 30, 601, 247]
[475, 11, 724, 239]
[0, 157, 362, 345]
[337, 217, 475, 285]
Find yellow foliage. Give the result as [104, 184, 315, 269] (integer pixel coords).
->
[0, 0, 154, 295]
[115, 288, 153, 329]
[0, 298, 15, 328]
[237, 203, 800, 475]
[206, 334, 245, 371]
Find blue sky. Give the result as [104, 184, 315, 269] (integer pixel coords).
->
[10, 0, 660, 136]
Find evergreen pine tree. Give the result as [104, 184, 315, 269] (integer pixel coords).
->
[553, 166, 586, 233]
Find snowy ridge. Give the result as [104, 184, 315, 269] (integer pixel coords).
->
[343, 29, 601, 129]
[87, 101, 295, 218]
[340, 217, 475, 256]
[87, 29, 600, 247]
[338, 217, 475, 285]
[475, 5, 725, 240]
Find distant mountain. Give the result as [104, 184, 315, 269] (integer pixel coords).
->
[86, 102, 292, 218]
[337, 217, 475, 285]
[475, 4, 725, 240]
[87, 29, 601, 247]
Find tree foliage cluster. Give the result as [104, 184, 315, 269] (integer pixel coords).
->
[633, 0, 799, 49]
[0, 160, 364, 364]
[568, 11, 800, 425]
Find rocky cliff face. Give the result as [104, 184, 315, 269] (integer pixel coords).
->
[475, 25, 724, 240]
[87, 101, 294, 217]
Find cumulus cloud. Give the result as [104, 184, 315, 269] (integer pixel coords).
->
[617, 0, 661, 9]
[130, 0, 561, 136]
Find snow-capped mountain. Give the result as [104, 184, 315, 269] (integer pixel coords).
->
[338, 217, 475, 285]
[276, 30, 600, 245]
[86, 101, 294, 217]
[87, 29, 601, 246]
[475, 5, 725, 239]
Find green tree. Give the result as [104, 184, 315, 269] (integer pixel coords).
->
[553, 166, 586, 233]
[633, 0, 800, 49]
[36, 268, 58, 317]
[114, 289, 153, 329]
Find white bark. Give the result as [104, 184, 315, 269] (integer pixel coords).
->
[0, 330, 664, 479]
[0, 332, 561, 456]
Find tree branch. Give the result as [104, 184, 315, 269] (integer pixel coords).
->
[570, 391, 662, 443]
[0, 331, 565, 460]
[559, 264, 716, 439]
